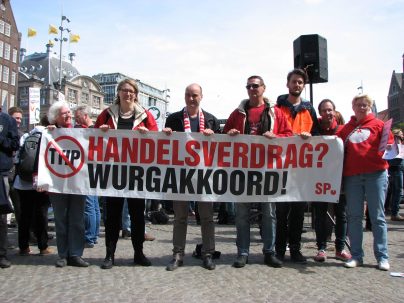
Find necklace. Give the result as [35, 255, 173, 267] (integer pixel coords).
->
[119, 108, 133, 119]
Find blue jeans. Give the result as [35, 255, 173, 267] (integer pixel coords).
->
[389, 161, 404, 216]
[50, 193, 86, 258]
[235, 202, 276, 256]
[84, 195, 100, 245]
[344, 170, 389, 262]
[122, 199, 131, 231]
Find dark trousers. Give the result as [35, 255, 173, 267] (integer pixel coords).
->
[104, 197, 145, 252]
[17, 190, 50, 251]
[276, 202, 306, 254]
[313, 195, 347, 251]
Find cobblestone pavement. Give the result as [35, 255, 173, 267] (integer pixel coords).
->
[1, 213, 404, 303]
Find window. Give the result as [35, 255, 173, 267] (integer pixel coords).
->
[2, 66, 9, 83]
[81, 92, 89, 104]
[4, 23, 10, 37]
[4, 43, 10, 60]
[9, 94, 14, 107]
[93, 95, 101, 108]
[0, 41, 3, 58]
[67, 88, 78, 102]
[12, 49, 17, 63]
[0, 20, 4, 34]
[0, 65, 2, 82]
[11, 71, 16, 86]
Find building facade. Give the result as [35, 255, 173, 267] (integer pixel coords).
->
[0, 0, 20, 111]
[387, 54, 404, 125]
[92, 72, 170, 129]
[18, 44, 104, 130]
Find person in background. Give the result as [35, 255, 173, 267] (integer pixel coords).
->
[74, 106, 101, 248]
[275, 68, 320, 264]
[388, 128, 404, 221]
[95, 79, 158, 269]
[46, 101, 89, 268]
[7, 107, 24, 227]
[224, 75, 293, 268]
[163, 83, 220, 271]
[0, 108, 19, 268]
[339, 94, 392, 271]
[312, 99, 351, 263]
[14, 115, 53, 256]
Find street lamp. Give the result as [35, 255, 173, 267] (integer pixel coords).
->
[54, 15, 71, 91]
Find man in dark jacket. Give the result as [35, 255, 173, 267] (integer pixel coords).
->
[0, 109, 19, 268]
[163, 83, 221, 271]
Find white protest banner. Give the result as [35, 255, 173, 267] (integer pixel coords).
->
[37, 129, 344, 203]
[28, 87, 40, 125]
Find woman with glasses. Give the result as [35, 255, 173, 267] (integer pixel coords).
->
[95, 79, 158, 269]
[338, 94, 393, 271]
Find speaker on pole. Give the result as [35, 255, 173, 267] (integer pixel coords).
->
[293, 34, 328, 84]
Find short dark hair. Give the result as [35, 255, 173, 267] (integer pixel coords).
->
[317, 99, 336, 113]
[8, 106, 23, 116]
[247, 75, 265, 86]
[287, 69, 308, 84]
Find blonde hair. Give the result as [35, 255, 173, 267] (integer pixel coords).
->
[352, 94, 374, 108]
[114, 79, 139, 104]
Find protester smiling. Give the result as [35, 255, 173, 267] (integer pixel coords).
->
[47, 101, 89, 267]
[338, 94, 393, 271]
[95, 79, 158, 269]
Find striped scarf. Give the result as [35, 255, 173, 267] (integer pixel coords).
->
[183, 108, 205, 133]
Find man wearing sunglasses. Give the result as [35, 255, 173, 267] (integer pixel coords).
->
[223, 75, 293, 268]
[275, 69, 320, 264]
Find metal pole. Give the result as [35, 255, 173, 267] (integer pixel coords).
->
[58, 15, 63, 90]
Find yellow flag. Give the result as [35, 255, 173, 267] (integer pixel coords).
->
[69, 33, 80, 43]
[48, 24, 58, 35]
[48, 39, 54, 47]
[27, 28, 37, 37]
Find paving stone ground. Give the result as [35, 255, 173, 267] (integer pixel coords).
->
[1, 213, 404, 303]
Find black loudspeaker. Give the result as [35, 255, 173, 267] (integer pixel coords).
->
[293, 34, 328, 83]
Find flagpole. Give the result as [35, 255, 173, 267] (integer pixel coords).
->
[55, 15, 70, 91]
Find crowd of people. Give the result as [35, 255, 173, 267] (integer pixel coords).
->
[0, 68, 402, 273]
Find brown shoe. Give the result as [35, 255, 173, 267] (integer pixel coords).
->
[19, 248, 32, 256]
[391, 214, 404, 221]
[39, 247, 54, 255]
[144, 233, 155, 241]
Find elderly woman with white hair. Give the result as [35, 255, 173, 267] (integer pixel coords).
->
[47, 101, 89, 268]
[338, 94, 393, 271]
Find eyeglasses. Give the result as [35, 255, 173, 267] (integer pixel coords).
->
[354, 103, 369, 108]
[60, 111, 71, 116]
[246, 84, 262, 90]
[120, 88, 136, 94]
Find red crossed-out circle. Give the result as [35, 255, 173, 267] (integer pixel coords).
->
[45, 135, 85, 178]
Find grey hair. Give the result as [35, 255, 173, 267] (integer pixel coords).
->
[75, 105, 90, 116]
[48, 101, 70, 124]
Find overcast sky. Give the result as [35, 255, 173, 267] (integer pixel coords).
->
[12, 0, 404, 120]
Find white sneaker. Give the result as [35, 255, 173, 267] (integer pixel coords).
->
[378, 260, 390, 271]
[344, 259, 363, 268]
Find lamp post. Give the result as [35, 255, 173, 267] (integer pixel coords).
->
[54, 15, 71, 91]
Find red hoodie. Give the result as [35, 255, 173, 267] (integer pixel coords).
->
[338, 113, 393, 176]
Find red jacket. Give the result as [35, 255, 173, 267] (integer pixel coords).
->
[223, 99, 292, 137]
[94, 103, 158, 131]
[338, 113, 393, 176]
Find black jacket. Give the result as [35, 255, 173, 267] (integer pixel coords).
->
[165, 109, 221, 133]
[0, 112, 19, 174]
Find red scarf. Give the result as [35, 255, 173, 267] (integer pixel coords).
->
[183, 108, 205, 133]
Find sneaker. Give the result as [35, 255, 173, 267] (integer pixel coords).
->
[19, 248, 32, 256]
[290, 251, 307, 264]
[39, 247, 54, 255]
[0, 256, 11, 268]
[378, 260, 390, 271]
[67, 256, 89, 267]
[344, 259, 363, 268]
[314, 250, 327, 262]
[335, 250, 351, 261]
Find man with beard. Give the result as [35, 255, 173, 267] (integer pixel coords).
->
[275, 69, 320, 264]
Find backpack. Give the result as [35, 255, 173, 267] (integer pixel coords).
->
[16, 132, 42, 182]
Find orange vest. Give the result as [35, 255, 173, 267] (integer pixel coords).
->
[279, 106, 313, 134]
